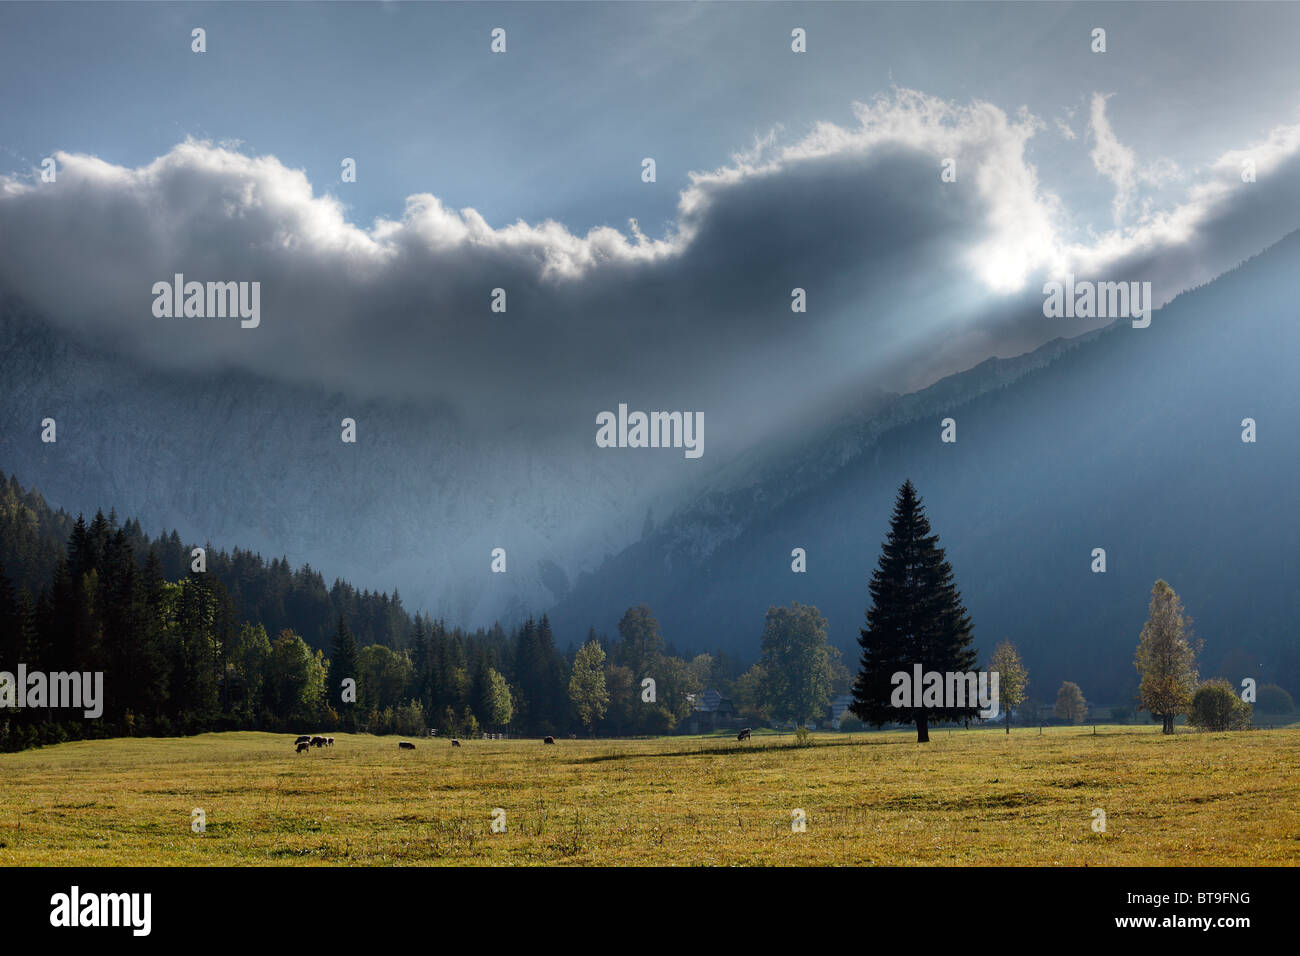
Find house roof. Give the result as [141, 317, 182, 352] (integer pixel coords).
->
[830, 694, 854, 716]
[693, 688, 734, 712]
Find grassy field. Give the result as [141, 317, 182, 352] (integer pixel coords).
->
[1, 725, 1296, 866]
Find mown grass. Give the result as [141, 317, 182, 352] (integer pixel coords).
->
[0, 725, 1296, 865]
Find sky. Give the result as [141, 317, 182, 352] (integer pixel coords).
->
[3, 2, 1299, 236]
[3, 1, 1300, 459]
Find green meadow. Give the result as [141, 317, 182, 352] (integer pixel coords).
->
[1, 725, 1296, 866]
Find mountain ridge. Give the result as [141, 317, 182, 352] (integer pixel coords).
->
[551, 230, 1300, 704]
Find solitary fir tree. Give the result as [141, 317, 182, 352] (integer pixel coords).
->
[851, 480, 977, 742]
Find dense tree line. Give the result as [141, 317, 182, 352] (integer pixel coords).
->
[1, 474, 410, 651]
[0, 475, 776, 751]
[7, 474, 1282, 753]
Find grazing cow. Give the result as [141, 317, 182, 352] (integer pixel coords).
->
[311, 736, 326, 747]
[326, 737, 334, 747]
[295, 735, 311, 744]
[737, 728, 752, 741]
[296, 741, 310, 754]
[543, 736, 556, 745]
[399, 741, 416, 750]
[451, 739, 461, 747]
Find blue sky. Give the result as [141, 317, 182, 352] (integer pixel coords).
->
[5, 1, 1300, 242]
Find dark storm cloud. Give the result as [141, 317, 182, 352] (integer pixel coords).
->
[1, 89, 1297, 454]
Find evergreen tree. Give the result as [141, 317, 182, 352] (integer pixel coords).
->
[97, 528, 138, 722]
[511, 616, 568, 734]
[851, 481, 977, 742]
[330, 612, 360, 729]
[48, 550, 101, 676]
[132, 548, 172, 725]
[410, 616, 435, 715]
[0, 563, 18, 667]
[171, 573, 222, 724]
[469, 646, 494, 726]
[536, 615, 569, 730]
[16, 589, 40, 671]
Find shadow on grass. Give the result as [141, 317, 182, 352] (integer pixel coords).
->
[574, 736, 868, 763]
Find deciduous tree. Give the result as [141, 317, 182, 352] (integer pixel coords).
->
[1134, 579, 1201, 734]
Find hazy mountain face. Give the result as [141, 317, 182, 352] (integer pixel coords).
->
[0, 296, 713, 628]
[552, 233, 1300, 704]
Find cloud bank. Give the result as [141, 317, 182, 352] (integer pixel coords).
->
[2, 87, 1299, 453]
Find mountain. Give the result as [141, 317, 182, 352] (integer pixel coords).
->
[551, 231, 1300, 704]
[0, 294, 687, 629]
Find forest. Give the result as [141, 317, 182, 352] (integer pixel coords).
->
[0, 473, 767, 750]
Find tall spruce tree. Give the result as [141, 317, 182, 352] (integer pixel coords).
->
[0, 563, 18, 668]
[330, 611, 360, 728]
[134, 548, 171, 725]
[851, 480, 977, 742]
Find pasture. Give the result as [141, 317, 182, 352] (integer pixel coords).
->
[0, 725, 1296, 865]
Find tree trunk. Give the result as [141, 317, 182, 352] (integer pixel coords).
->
[916, 712, 930, 743]
[1163, 714, 1174, 734]
[1005, 710, 1011, 735]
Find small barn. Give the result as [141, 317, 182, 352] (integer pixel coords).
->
[829, 694, 855, 729]
[683, 688, 738, 733]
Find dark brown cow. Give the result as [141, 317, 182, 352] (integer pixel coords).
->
[295, 735, 311, 744]
[296, 741, 310, 753]
[310, 736, 326, 747]
[737, 728, 752, 741]
[326, 737, 334, 747]
[398, 741, 416, 750]
[451, 739, 461, 747]
[543, 736, 555, 745]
